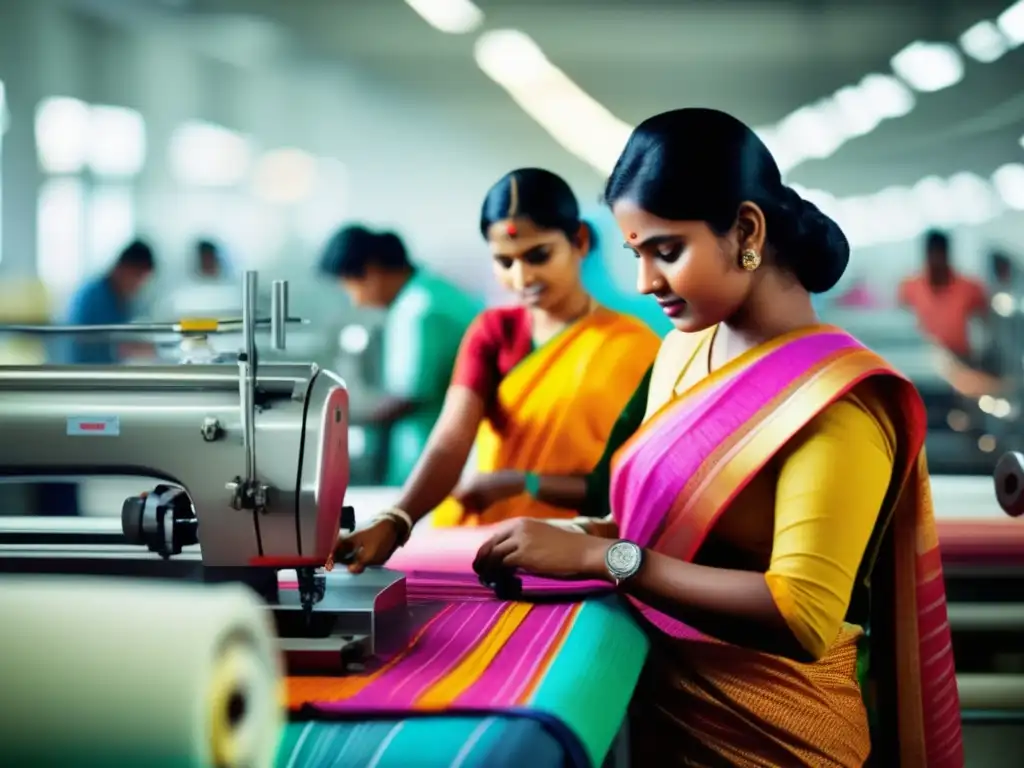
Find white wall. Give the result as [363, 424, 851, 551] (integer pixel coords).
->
[0, 0, 601, 302]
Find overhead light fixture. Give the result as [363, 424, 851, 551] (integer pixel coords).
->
[35, 97, 91, 174]
[890, 41, 965, 93]
[169, 121, 252, 188]
[997, 0, 1024, 46]
[959, 20, 1011, 62]
[762, 74, 914, 173]
[252, 148, 318, 205]
[992, 163, 1024, 210]
[87, 105, 146, 178]
[475, 30, 631, 175]
[796, 164, 1023, 250]
[0, 79, 8, 135]
[404, 0, 483, 35]
[758, 8, 1009, 174]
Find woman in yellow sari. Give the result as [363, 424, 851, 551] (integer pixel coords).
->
[335, 167, 660, 572]
[472, 110, 963, 767]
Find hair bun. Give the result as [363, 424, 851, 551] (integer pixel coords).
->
[778, 187, 849, 294]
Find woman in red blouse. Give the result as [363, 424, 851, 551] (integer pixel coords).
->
[335, 168, 660, 571]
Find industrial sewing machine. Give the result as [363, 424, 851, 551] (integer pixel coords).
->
[0, 271, 409, 670]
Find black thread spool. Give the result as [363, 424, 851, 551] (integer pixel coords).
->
[994, 451, 1024, 518]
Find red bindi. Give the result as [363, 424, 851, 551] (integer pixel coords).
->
[628, 232, 637, 240]
[506, 223, 518, 237]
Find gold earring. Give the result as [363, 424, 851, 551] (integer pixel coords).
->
[741, 249, 761, 272]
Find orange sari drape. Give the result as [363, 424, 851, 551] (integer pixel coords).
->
[432, 308, 659, 526]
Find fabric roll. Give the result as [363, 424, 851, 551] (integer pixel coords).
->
[0, 576, 283, 768]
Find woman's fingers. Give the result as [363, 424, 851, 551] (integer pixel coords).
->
[346, 544, 368, 574]
[489, 537, 519, 563]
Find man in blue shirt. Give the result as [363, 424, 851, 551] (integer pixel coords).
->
[40, 240, 156, 516]
[56, 240, 156, 365]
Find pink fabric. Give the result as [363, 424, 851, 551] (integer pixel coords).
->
[309, 601, 577, 712]
[387, 526, 609, 601]
[385, 330, 863, 618]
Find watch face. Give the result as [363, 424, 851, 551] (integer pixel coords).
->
[607, 541, 640, 576]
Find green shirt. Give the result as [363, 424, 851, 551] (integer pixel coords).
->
[382, 270, 482, 485]
[582, 363, 653, 517]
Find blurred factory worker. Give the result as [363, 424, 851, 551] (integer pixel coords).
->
[55, 239, 157, 364]
[195, 239, 225, 279]
[898, 229, 988, 360]
[466, 110, 960, 766]
[989, 249, 1015, 290]
[332, 167, 660, 563]
[41, 239, 157, 517]
[321, 226, 482, 486]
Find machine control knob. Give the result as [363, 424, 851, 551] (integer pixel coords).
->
[200, 417, 224, 442]
[120, 485, 200, 558]
[121, 496, 147, 545]
[340, 505, 356, 532]
[994, 451, 1024, 518]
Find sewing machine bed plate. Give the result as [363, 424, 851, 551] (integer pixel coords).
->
[0, 517, 421, 669]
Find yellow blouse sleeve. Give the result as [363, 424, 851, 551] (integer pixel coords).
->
[763, 385, 897, 660]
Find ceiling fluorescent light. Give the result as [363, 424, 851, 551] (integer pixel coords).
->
[798, 165, 1020, 250]
[946, 171, 1001, 223]
[855, 74, 916, 119]
[404, 0, 483, 35]
[992, 163, 1024, 209]
[890, 41, 965, 93]
[475, 30, 631, 175]
[997, 0, 1024, 46]
[959, 20, 1011, 62]
[766, 74, 913, 173]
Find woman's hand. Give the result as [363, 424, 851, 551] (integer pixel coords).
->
[580, 519, 619, 538]
[453, 470, 525, 512]
[472, 518, 612, 581]
[327, 517, 403, 574]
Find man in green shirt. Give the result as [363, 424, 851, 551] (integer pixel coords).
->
[320, 226, 482, 485]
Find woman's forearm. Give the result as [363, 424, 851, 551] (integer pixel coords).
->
[394, 440, 474, 523]
[582, 543, 809, 660]
[534, 475, 588, 509]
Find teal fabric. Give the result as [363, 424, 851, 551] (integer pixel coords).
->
[526, 596, 649, 767]
[276, 716, 565, 768]
[381, 270, 482, 485]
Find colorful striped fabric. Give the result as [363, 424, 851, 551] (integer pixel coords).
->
[276, 716, 570, 768]
[287, 596, 647, 767]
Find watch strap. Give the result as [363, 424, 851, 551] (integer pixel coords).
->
[523, 472, 541, 499]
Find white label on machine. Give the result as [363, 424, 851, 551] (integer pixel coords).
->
[66, 416, 120, 437]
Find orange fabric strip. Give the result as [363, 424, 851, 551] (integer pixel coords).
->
[415, 602, 534, 707]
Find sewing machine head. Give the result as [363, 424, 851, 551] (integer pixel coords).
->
[0, 273, 350, 569]
[0, 271, 418, 671]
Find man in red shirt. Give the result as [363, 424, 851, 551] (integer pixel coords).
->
[898, 230, 989, 360]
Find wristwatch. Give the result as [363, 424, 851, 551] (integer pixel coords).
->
[604, 540, 644, 585]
